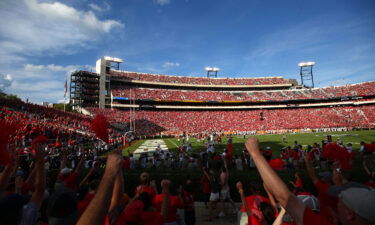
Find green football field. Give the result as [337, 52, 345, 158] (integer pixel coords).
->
[125, 130, 375, 157]
[119, 130, 375, 200]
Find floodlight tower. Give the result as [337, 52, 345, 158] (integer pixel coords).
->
[298, 61, 315, 88]
[205, 67, 220, 78]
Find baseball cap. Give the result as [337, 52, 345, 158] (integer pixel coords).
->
[297, 194, 320, 212]
[318, 171, 332, 183]
[328, 182, 375, 223]
[47, 187, 78, 225]
[60, 168, 72, 175]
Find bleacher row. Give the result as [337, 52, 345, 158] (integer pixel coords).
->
[109, 71, 291, 85]
[0, 98, 123, 144]
[111, 81, 375, 102]
[87, 105, 375, 136]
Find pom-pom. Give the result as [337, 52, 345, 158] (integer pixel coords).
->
[0, 119, 21, 166]
[91, 114, 109, 143]
[364, 144, 375, 152]
[323, 143, 351, 169]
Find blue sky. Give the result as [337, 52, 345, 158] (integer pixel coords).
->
[0, 0, 374, 103]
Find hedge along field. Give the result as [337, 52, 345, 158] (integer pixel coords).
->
[120, 130, 375, 202]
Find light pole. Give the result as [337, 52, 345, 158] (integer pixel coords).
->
[298, 61, 315, 88]
[205, 67, 220, 78]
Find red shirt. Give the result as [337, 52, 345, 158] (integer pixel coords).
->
[140, 211, 164, 225]
[136, 185, 156, 199]
[123, 158, 130, 169]
[200, 175, 211, 193]
[295, 178, 303, 188]
[241, 195, 270, 225]
[57, 171, 78, 191]
[315, 180, 337, 223]
[366, 181, 375, 188]
[153, 194, 184, 223]
[78, 192, 95, 216]
[303, 206, 334, 225]
[116, 200, 144, 225]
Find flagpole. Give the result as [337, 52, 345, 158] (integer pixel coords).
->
[64, 76, 67, 112]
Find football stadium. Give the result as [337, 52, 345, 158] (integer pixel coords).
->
[1, 1, 375, 225]
[71, 57, 375, 137]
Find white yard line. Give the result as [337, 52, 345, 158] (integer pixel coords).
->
[166, 139, 179, 147]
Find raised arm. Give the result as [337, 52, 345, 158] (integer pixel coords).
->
[161, 179, 170, 222]
[263, 183, 278, 214]
[363, 161, 371, 176]
[109, 167, 124, 213]
[60, 148, 67, 170]
[245, 138, 305, 225]
[25, 165, 37, 185]
[202, 167, 210, 180]
[77, 154, 123, 225]
[236, 181, 252, 217]
[79, 167, 96, 187]
[31, 144, 46, 208]
[272, 207, 286, 225]
[0, 166, 13, 197]
[75, 155, 85, 174]
[304, 155, 319, 184]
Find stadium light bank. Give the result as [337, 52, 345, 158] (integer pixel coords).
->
[205, 66, 220, 78]
[298, 61, 315, 67]
[298, 61, 316, 88]
[104, 56, 123, 63]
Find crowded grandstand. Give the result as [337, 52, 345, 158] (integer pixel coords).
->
[69, 57, 375, 137]
[1, 56, 375, 225]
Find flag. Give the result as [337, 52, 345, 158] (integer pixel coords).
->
[64, 79, 67, 98]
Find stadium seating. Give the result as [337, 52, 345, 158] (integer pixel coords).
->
[0, 97, 124, 145]
[87, 105, 375, 136]
[109, 71, 291, 85]
[111, 82, 375, 102]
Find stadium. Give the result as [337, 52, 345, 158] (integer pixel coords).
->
[2, 0, 375, 224]
[70, 56, 375, 137]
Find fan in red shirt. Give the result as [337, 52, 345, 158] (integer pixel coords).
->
[116, 192, 163, 225]
[152, 179, 184, 224]
[304, 155, 339, 224]
[289, 172, 303, 193]
[135, 172, 156, 200]
[239, 182, 271, 225]
[181, 179, 196, 225]
[55, 150, 85, 191]
[200, 168, 211, 209]
[245, 137, 375, 225]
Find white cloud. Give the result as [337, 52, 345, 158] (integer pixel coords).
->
[24, 64, 93, 73]
[89, 3, 102, 12]
[0, 0, 122, 102]
[0, 74, 13, 91]
[155, 0, 171, 6]
[89, 2, 111, 12]
[162, 61, 180, 68]
[0, 0, 123, 64]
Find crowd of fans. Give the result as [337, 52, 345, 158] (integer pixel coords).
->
[1, 112, 375, 225]
[1, 93, 375, 225]
[111, 82, 375, 102]
[109, 71, 291, 85]
[88, 105, 375, 136]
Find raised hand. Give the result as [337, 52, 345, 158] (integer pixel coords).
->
[236, 181, 243, 191]
[105, 153, 123, 176]
[245, 137, 260, 156]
